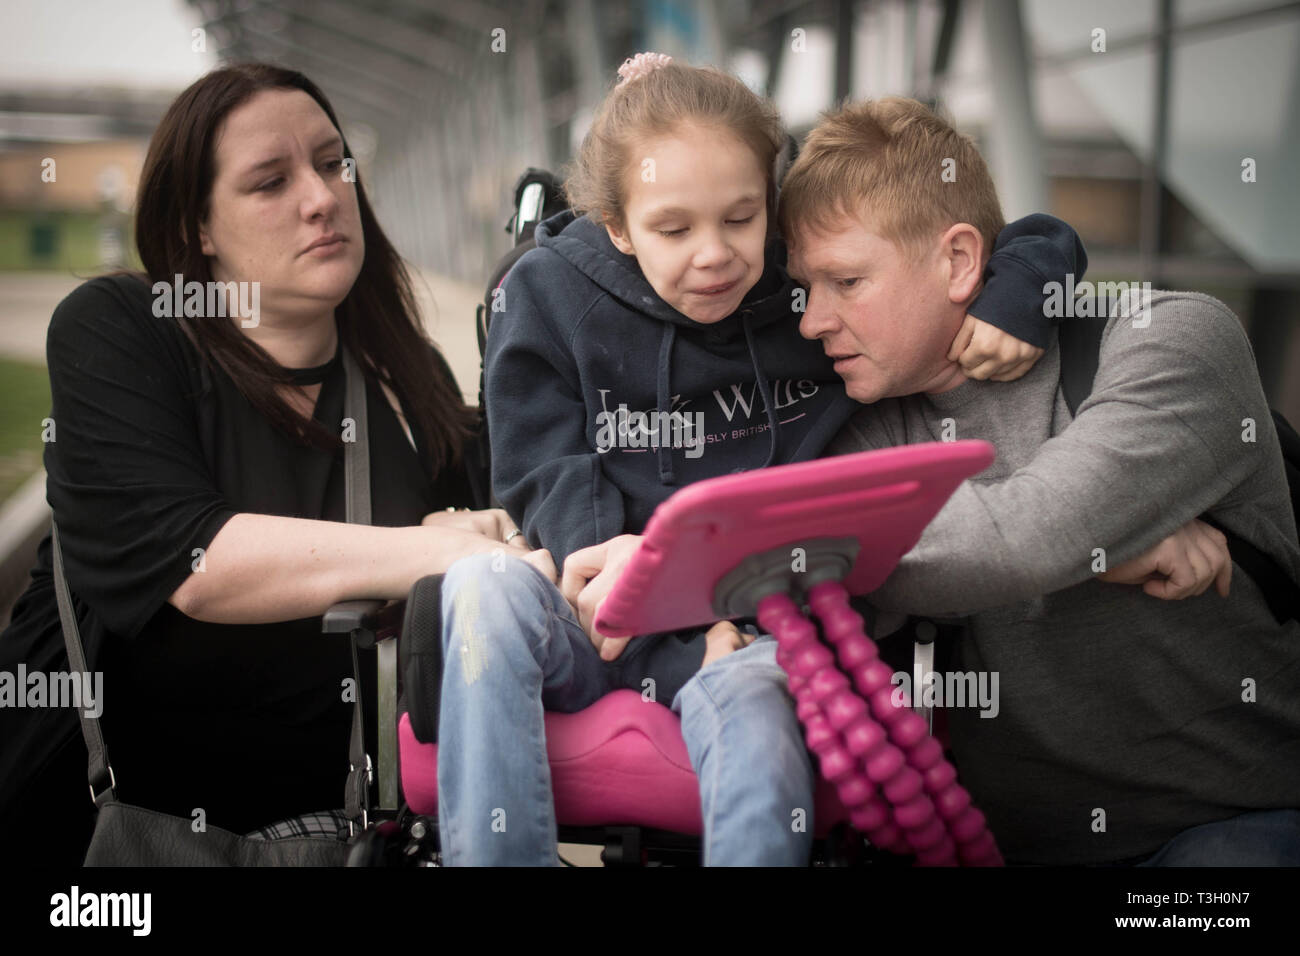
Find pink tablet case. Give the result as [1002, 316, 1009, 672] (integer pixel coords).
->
[595, 440, 995, 638]
[588, 439, 1003, 865]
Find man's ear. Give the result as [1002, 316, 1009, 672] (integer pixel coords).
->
[604, 217, 635, 257]
[941, 222, 984, 304]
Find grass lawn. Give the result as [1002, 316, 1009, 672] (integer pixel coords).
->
[0, 358, 52, 504]
[0, 211, 141, 273]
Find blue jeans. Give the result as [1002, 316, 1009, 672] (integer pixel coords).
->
[435, 553, 815, 866]
[1132, 809, 1300, 866]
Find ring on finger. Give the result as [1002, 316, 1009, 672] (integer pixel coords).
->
[504, 528, 522, 544]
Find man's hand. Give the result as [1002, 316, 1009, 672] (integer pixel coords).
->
[1097, 518, 1232, 599]
[560, 534, 644, 660]
[948, 314, 1044, 382]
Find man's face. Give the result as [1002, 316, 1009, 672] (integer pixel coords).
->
[788, 213, 964, 403]
[605, 123, 768, 324]
[199, 88, 365, 324]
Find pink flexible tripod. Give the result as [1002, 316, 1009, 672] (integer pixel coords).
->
[594, 440, 1004, 865]
[759, 584, 1000, 865]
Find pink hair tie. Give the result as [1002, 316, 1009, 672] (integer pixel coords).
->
[618, 52, 673, 84]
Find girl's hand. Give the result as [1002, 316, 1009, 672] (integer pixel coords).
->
[560, 534, 644, 660]
[948, 314, 1045, 382]
[1097, 518, 1232, 600]
[701, 621, 756, 667]
[421, 507, 529, 550]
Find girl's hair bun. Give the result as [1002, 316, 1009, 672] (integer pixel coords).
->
[567, 54, 784, 228]
[617, 52, 673, 84]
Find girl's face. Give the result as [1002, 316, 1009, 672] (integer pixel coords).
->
[198, 88, 365, 325]
[605, 122, 768, 324]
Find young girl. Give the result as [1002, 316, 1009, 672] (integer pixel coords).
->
[434, 53, 1082, 865]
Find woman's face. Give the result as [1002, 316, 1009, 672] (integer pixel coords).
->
[198, 88, 365, 325]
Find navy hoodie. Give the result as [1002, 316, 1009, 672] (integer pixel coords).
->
[487, 210, 1085, 566]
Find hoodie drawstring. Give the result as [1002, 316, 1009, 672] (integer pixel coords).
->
[743, 313, 780, 471]
[656, 324, 677, 484]
[655, 314, 779, 485]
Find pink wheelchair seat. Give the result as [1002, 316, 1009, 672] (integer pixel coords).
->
[399, 688, 849, 837]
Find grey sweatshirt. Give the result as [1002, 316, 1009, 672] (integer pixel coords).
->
[828, 290, 1300, 864]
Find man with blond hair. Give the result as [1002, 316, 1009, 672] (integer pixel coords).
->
[781, 97, 1300, 865]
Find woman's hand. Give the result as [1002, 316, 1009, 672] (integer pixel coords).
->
[421, 507, 529, 551]
[1097, 518, 1232, 600]
[418, 516, 555, 584]
[520, 548, 558, 584]
[560, 534, 644, 660]
[948, 314, 1045, 382]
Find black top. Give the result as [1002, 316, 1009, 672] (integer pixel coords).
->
[0, 274, 474, 847]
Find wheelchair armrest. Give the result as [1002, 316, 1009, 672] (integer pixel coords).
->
[322, 598, 408, 813]
[322, 599, 406, 648]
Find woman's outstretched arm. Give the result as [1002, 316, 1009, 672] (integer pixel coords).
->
[170, 514, 551, 624]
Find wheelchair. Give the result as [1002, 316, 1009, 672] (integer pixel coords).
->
[327, 165, 998, 868]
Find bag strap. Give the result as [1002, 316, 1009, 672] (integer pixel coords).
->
[343, 348, 371, 526]
[1057, 319, 1300, 623]
[340, 347, 372, 830]
[1056, 318, 1105, 420]
[51, 523, 115, 808]
[53, 344, 377, 827]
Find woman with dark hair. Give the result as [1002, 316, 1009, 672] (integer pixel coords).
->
[0, 63, 552, 865]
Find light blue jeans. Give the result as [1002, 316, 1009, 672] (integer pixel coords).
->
[435, 553, 816, 866]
